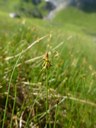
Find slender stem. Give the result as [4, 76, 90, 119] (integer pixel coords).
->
[54, 104, 58, 128]
[2, 55, 21, 128]
[45, 69, 49, 126]
[10, 83, 17, 128]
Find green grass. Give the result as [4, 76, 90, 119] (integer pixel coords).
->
[0, 6, 96, 128]
[0, 0, 20, 12]
[0, 0, 48, 18]
[54, 7, 96, 31]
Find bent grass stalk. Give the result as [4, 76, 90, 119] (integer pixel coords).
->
[5, 35, 49, 61]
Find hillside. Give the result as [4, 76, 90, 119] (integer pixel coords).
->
[0, 6, 96, 128]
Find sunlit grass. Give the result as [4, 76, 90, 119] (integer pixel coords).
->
[0, 7, 96, 128]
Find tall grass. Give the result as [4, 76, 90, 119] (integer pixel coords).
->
[0, 7, 96, 128]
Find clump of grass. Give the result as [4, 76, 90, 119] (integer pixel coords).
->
[0, 8, 96, 128]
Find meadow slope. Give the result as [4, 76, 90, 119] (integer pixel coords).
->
[0, 7, 96, 128]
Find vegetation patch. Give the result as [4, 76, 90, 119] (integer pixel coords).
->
[0, 5, 96, 128]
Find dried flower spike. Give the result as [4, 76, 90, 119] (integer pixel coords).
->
[42, 52, 51, 69]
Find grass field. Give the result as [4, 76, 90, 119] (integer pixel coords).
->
[0, 5, 96, 128]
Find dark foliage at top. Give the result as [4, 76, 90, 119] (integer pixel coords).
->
[22, 0, 41, 5]
[44, 1, 56, 11]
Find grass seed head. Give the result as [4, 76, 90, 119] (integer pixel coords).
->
[42, 52, 51, 69]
